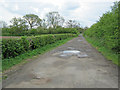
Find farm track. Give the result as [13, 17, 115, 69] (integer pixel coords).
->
[3, 35, 118, 88]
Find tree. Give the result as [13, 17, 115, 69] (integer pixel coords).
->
[10, 17, 28, 30]
[66, 20, 80, 28]
[0, 21, 7, 28]
[10, 17, 19, 27]
[84, 1, 119, 52]
[46, 12, 65, 28]
[41, 19, 47, 28]
[84, 26, 88, 30]
[23, 14, 42, 29]
[111, 1, 119, 12]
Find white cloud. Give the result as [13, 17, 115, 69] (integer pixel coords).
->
[14, 4, 19, 11]
[0, 0, 119, 27]
[0, 6, 22, 25]
[31, 7, 39, 13]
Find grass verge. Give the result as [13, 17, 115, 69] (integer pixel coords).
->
[2, 37, 75, 71]
[84, 36, 118, 65]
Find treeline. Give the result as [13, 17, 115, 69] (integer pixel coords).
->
[84, 2, 119, 64]
[1, 12, 85, 36]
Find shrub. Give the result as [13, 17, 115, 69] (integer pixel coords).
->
[2, 34, 76, 59]
[84, 2, 119, 53]
[2, 27, 79, 36]
[2, 38, 29, 58]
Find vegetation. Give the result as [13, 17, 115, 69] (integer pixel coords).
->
[46, 12, 65, 28]
[2, 34, 76, 59]
[84, 2, 119, 65]
[1, 1, 119, 72]
[2, 37, 75, 71]
[2, 27, 79, 36]
[23, 14, 42, 29]
[1, 11, 84, 36]
[1, 11, 81, 71]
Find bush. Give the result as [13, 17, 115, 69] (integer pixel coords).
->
[84, 2, 119, 53]
[56, 28, 79, 34]
[2, 26, 79, 36]
[2, 34, 76, 59]
[2, 38, 29, 58]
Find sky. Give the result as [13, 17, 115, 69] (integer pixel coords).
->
[0, 0, 119, 27]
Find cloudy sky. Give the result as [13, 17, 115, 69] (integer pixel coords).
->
[0, 0, 119, 27]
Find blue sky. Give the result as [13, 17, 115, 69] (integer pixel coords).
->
[0, 0, 119, 27]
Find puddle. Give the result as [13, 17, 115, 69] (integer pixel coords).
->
[59, 50, 81, 58]
[52, 47, 88, 58]
[63, 50, 80, 54]
[59, 54, 69, 57]
[59, 50, 88, 58]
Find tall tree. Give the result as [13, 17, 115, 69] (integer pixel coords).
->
[46, 12, 65, 28]
[10, 17, 28, 29]
[23, 14, 42, 29]
[10, 17, 19, 27]
[41, 19, 47, 28]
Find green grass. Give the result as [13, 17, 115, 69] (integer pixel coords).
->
[2, 37, 75, 71]
[84, 36, 118, 65]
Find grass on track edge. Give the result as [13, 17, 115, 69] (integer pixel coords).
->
[84, 36, 118, 66]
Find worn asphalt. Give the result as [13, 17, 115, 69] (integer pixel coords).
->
[3, 35, 118, 88]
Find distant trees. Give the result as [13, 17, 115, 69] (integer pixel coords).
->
[10, 17, 27, 27]
[46, 12, 65, 28]
[10, 17, 20, 27]
[2, 13, 82, 30]
[2, 11, 85, 35]
[66, 20, 80, 28]
[10, 17, 28, 31]
[23, 14, 42, 29]
[41, 19, 47, 28]
[84, 26, 88, 30]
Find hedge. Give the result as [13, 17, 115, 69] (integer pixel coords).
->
[84, 2, 119, 53]
[2, 27, 79, 36]
[2, 34, 76, 59]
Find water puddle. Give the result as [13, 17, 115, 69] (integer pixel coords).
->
[52, 47, 88, 58]
[63, 50, 80, 54]
[58, 50, 80, 58]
